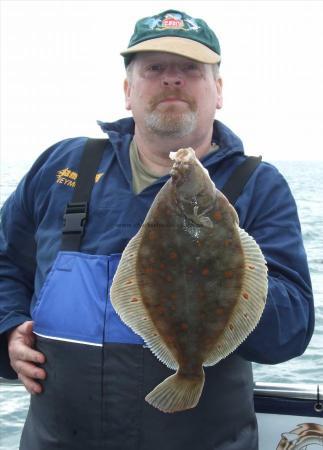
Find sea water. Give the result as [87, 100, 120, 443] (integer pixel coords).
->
[0, 159, 322, 449]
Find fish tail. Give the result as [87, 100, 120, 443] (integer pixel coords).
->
[145, 368, 205, 413]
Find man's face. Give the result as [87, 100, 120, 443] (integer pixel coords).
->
[124, 52, 223, 139]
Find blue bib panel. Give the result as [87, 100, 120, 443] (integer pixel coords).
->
[32, 251, 144, 346]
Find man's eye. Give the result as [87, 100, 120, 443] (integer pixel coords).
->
[148, 64, 163, 72]
[183, 63, 200, 72]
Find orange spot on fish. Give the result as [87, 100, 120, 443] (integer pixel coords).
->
[156, 305, 166, 315]
[125, 279, 133, 285]
[202, 268, 209, 276]
[216, 308, 225, 315]
[248, 265, 255, 270]
[213, 211, 222, 221]
[243, 292, 249, 300]
[148, 231, 157, 240]
[169, 251, 177, 259]
[166, 335, 176, 344]
[180, 323, 189, 331]
[229, 324, 234, 331]
[224, 271, 233, 279]
[130, 297, 139, 303]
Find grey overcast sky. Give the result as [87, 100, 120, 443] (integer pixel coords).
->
[1, 0, 323, 164]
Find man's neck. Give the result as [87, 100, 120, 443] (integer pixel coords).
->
[133, 126, 214, 177]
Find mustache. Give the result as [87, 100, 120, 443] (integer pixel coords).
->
[149, 91, 197, 110]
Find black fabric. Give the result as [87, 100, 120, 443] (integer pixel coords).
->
[61, 138, 108, 251]
[221, 156, 262, 204]
[20, 337, 258, 450]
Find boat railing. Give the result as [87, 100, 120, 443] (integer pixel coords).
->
[254, 381, 322, 401]
[1, 377, 322, 399]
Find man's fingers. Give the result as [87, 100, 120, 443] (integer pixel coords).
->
[7, 320, 34, 341]
[14, 345, 45, 364]
[14, 359, 46, 395]
[7, 322, 46, 364]
[14, 360, 46, 380]
[8, 322, 47, 387]
[19, 320, 34, 335]
[18, 373, 43, 395]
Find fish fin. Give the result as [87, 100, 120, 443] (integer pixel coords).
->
[204, 226, 268, 366]
[110, 230, 178, 371]
[145, 369, 205, 413]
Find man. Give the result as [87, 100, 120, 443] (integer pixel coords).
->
[0, 9, 314, 450]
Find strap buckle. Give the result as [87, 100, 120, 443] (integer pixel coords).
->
[62, 202, 88, 235]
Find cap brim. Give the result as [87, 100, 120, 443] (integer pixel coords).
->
[120, 36, 221, 64]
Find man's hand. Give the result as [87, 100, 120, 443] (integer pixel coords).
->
[7, 321, 46, 394]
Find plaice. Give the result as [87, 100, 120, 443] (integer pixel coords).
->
[110, 147, 268, 413]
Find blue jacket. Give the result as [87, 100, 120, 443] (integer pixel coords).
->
[0, 117, 314, 376]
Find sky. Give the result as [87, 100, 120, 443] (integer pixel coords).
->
[1, 0, 323, 165]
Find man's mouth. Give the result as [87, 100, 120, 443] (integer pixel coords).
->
[150, 92, 193, 109]
[159, 97, 187, 103]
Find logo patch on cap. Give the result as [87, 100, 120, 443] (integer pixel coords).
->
[162, 14, 184, 30]
[145, 12, 200, 33]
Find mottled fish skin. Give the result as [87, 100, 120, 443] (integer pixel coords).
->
[137, 151, 244, 375]
[110, 148, 267, 413]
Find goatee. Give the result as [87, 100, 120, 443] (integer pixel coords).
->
[145, 91, 198, 138]
[145, 109, 197, 138]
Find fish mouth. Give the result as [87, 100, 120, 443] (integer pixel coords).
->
[170, 166, 187, 186]
[170, 162, 191, 187]
[169, 148, 196, 186]
[169, 148, 195, 163]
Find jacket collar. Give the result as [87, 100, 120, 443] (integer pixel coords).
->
[97, 117, 245, 188]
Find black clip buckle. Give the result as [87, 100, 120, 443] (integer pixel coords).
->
[63, 202, 88, 235]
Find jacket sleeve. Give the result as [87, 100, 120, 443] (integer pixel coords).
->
[0, 143, 65, 378]
[236, 163, 314, 364]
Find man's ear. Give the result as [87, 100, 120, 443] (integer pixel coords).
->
[216, 77, 223, 110]
[124, 78, 131, 111]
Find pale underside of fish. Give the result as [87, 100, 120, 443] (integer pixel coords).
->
[110, 147, 268, 413]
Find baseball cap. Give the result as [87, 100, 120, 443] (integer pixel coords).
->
[121, 9, 221, 66]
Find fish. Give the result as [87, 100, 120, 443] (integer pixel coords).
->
[110, 147, 268, 413]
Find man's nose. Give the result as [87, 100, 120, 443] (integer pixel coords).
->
[161, 66, 184, 87]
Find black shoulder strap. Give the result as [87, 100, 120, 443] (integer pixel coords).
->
[221, 156, 262, 204]
[61, 138, 108, 251]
